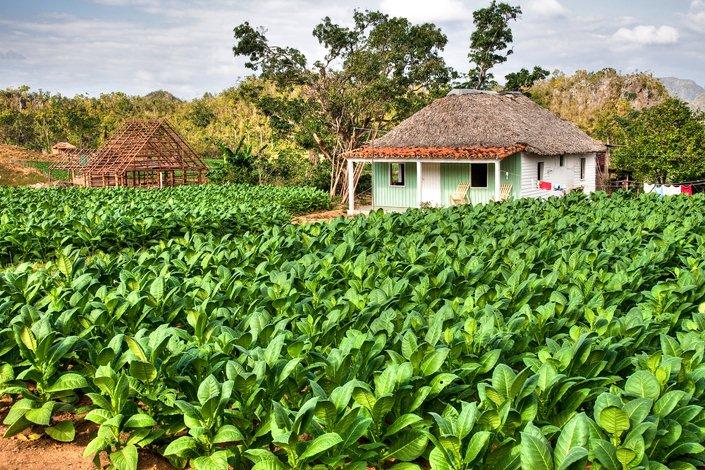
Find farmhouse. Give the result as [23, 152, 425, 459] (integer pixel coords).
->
[345, 90, 606, 213]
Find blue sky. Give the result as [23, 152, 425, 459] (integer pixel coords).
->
[0, 0, 703, 99]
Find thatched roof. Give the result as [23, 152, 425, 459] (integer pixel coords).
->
[348, 145, 525, 160]
[51, 142, 77, 152]
[346, 90, 606, 160]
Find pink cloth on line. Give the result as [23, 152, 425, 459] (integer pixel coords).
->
[538, 181, 552, 190]
[682, 185, 693, 196]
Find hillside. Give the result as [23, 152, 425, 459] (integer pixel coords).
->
[0, 144, 54, 186]
[658, 77, 705, 111]
[528, 69, 668, 136]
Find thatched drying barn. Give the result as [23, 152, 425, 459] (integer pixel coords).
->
[79, 120, 207, 188]
[344, 89, 606, 213]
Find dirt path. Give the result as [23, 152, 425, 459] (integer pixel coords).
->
[0, 400, 173, 470]
[292, 208, 346, 224]
[0, 421, 174, 470]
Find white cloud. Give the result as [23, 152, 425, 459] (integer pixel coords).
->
[685, 0, 705, 31]
[612, 25, 679, 45]
[379, 0, 473, 23]
[0, 0, 361, 98]
[524, 0, 568, 18]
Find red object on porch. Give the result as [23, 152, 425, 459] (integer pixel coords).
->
[538, 181, 552, 190]
[682, 185, 693, 196]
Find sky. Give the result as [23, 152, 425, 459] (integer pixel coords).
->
[0, 0, 703, 99]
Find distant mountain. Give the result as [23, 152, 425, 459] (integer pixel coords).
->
[143, 90, 182, 102]
[658, 77, 705, 111]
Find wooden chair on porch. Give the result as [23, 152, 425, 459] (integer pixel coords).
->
[500, 184, 513, 201]
[450, 183, 470, 205]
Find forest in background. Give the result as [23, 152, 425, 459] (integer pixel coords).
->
[3, 67, 705, 188]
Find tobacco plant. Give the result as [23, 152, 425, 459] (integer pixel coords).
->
[1, 192, 705, 468]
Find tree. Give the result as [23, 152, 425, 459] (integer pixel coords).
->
[504, 66, 549, 92]
[233, 10, 454, 198]
[610, 99, 705, 183]
[466, 1, 522, 90]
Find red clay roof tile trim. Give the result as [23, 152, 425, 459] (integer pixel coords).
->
[344, 145, 526, 160]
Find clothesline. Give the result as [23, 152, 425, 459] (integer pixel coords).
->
[609, 178, 705, 186]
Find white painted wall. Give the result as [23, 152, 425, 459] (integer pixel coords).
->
[520, 152, 597, 198]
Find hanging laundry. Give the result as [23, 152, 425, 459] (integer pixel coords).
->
[682, 185, 693, 196]
[646, 184, 684, 196]
[662, 185, 682, 196]
[538, 181, 552, 190]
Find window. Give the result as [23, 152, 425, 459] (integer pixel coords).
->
[389, 163, 405, 186]
[537, 162, 545, 181]
[580, 157, 586, 180]
[470, 163, 488, 188]
[559, 155, 565, 167]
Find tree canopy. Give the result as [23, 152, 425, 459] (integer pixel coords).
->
[610, 99, 705, 183]
[505, 66, 550, 93]
[0, 84, 326, 189]
[466, 1, 522, 90]
[233, 9, 454, 197]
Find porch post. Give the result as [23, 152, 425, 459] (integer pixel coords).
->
[494, 160, 501, 201]
[416, 161, 422, 208]
[347, 159, 355, 215]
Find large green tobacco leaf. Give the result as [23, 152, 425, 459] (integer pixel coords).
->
[553, 413, 588, 469]
[625, 371, 661, 400]
[109, 444, 138, 470]
[521, 424, 553, 470]
[45, 421, 76, 442]
[599, 407, 630, 436]
[385, 432, 429, 462]
[298, 433, 343, 461]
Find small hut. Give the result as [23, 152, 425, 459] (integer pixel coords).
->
[51, 142, 77, 155]
[81, 119, 207, 188]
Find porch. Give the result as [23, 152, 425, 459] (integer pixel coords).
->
[346, 156, 521, 214]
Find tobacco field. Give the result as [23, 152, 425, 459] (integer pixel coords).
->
[1, 191, 705, 469]
[0, 184, 330, 266]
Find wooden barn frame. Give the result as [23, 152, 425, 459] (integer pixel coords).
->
[80, 120, 207, 188]
[49, 148, 93, 184]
